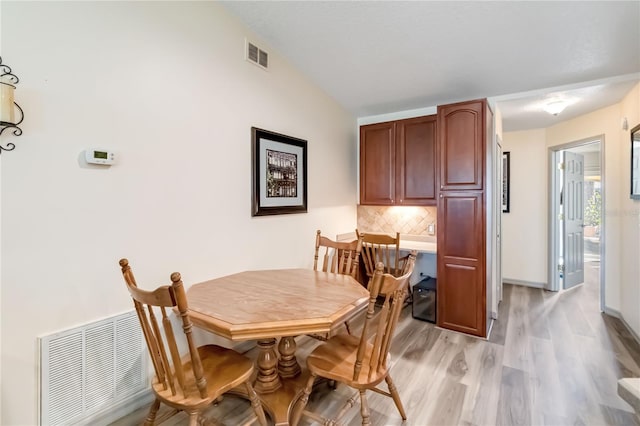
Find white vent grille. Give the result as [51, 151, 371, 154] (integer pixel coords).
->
[246, 39, 268, 69]
[40, 310, 148, 426]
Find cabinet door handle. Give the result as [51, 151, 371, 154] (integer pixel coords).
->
[439, 194, 443, 198]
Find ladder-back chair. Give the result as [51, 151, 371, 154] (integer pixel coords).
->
[291, 253, 417, 426]
[310, 230, 363, 338]
[356, 230, 402, 281]
[118, 259, 267, 426]
[314, 230, 363, 279]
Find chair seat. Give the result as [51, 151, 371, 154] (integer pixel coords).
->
[290, 257, 417, 426]
[119, 259, 267, 426]
[306, 334, 389, 389]
[153, 345, 255, 410]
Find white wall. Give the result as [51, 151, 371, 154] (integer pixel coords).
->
[502, 129, 548, 285]
[0, 3, 5, 419]
[501, 83, 640, 338]
[618, 83, 640, 338]
[0, 2, 357, 424]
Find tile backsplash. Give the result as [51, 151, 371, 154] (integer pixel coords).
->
[357, 205, 437, 235]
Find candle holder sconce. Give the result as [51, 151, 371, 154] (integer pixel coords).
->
[0, 56, 24, 153]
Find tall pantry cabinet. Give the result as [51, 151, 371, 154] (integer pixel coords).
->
[436, 99, 493, 337]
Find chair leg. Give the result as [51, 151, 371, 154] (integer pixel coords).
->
[244, 381, 268, 426]
[334, 392, 358, 422]
[385, 374, 407, 420]
[404, 282, 412, 304]
[358, 389, 371, 426]
[187, 411, 199, 426]
[290, 373, 317, 425]
[144, 398, 161, 426]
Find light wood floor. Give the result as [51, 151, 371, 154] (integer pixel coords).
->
[112, 261, 640, 425]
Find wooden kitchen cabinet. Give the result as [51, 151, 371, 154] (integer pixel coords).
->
[438, 100, 484, 191]
[437, 191, 485, 335]
[360, 121, 395, 205]
[360, 115, 437, 206]
[436, 99, 491, 337]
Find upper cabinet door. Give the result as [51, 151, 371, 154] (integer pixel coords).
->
[438, 99, 485, 191]
[360, 121, 396, 205]
[396, 115, 437, 205]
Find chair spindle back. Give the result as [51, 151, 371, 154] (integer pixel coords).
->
[353, 254, 416, 382]
[356, 231, 401, 280]
[314, 230, 363, 278]
[119, 259, 207, 400]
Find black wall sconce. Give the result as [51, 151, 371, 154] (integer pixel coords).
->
[0, 56, 24, 153]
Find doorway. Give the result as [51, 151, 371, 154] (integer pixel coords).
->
[548, 137, 604, 311]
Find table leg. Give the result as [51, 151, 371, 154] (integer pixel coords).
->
[251, 337, 305, 425]
[254, 338, 282, 393]
[277, 336, 301, 378]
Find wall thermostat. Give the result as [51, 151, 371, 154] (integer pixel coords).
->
[85, 149, 116, 165]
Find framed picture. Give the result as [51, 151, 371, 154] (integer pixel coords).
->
[251, 127, 308, 216]
[502, 151, 510, 213]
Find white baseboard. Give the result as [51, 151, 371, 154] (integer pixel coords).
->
[502, 278, 546, 289]
[603, 307, 640, 346]
[87, 389, 154, 426]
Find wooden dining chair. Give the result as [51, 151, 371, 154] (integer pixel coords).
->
[310, 230, 363, 339]
[356, 230, 416, 301]
[356, 230, 402, 281]
[314, 230, 363, 279]
[291, 254, 416, 425]
[118, 259, 267, 426]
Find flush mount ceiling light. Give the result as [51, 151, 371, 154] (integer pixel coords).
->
[542, 99, 569, 116]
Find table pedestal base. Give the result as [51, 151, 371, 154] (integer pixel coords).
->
[255, 339, 282, 393]
[278, 336, 301, 378]
[235, 337, 305, 425]
[258, 371, 308, 425]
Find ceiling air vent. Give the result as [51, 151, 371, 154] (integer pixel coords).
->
[246, 39, 268, 70]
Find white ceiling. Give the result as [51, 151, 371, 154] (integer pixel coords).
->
[221, 1, 640, 131]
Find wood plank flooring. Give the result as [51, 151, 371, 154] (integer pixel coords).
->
[111, 261, 640, 425]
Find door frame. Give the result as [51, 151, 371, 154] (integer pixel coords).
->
[547, 135, 605, 311]
[493, 135, 503, 318]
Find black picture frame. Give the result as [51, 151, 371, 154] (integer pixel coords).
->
[631, 123, 640, 200]
[251, 127, 308, 216]
[502, 151, 510, 213]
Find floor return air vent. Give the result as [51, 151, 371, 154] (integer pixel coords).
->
[39, 310, 149, 425]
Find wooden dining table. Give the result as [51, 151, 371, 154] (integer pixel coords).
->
[185, 268, 370, 426]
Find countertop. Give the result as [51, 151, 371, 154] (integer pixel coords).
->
[337, 232, 437, 254]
